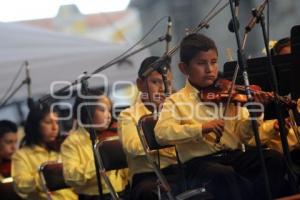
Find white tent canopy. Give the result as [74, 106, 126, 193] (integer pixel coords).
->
[0, 22, 150, 103]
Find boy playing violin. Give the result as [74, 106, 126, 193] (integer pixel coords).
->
[155, 33, 287, 200]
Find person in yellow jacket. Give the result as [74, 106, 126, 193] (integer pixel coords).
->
[251, 118, 299, 153]
[61, 92, 128, 200]
[251, 99, 300, 167]
[12, 103, 77, 200]
[155, 33, 287, 200]
[118, 56, 182, 200]
[266, 37, 300, 165]
[0, 120, 18, 182]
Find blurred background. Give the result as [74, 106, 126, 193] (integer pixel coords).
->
[0, 0, 299, 128]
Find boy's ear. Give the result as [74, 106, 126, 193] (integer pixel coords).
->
[179, 62, 188, 76]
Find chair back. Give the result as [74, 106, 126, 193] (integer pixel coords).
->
[137, 114, 212, 200]
[96, 136, 128, 171]
[94, 136, 128, 200]
[39, 161, 69, 191]
[138, 114, 173, 151]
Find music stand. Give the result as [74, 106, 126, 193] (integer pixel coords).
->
[291, 25, 300, 99]
[223, 54, 295, 120]
[291, 25, 300, 124]
[223, 54, 294, 95]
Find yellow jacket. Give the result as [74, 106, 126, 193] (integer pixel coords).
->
[251, 120, 299, 152]
[249, 98, 300, 152]
[155, 81, 259, 163]
[118, 99, 177, 181]
[11, 145, 77, 200]
[61, 127, 127, 195]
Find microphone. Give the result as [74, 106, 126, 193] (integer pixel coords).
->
[228, 0, 240, 33]
[141, 17, 172, 81]
[245, 0, 268, 33]
[25, 61, 35, 110]
[159, 62, 171, 96]
[80, 72, 89, 96]
[161, 17, 172, 95]
[165, 16, 172, 54]
[25, 61, 31, 98]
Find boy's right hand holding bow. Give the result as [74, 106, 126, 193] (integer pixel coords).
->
[202, 119, 225, 142]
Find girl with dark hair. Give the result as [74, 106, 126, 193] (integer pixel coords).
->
[61, 92, 128, 200]
[11, 103, 77, 200]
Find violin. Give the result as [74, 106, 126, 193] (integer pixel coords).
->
[199, 79, 248, 104]
[199, 79, 297, 108]
[46, 135, 68, 152]
[97, 121, 118, 141]
[0, 159, 11, 178]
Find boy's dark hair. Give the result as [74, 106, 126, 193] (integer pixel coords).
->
[73, 90, 111, 125]
[138, 56, 170, 80]
[0, 120, 17, 138]
[180, 33, 218, 64]
[272, 37, 290, 55]
[23, 103, 58, 147]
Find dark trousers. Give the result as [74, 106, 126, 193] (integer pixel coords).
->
[184, 148, 286, 200]
[291, 148, 300, 166]
[291, 148, 300, 179]
[78, 189, 130, 200]
[131, 165, 184, 200]
[78, 194, 111, 200]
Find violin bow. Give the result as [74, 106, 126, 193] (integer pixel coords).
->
[223, 32, 248, 117]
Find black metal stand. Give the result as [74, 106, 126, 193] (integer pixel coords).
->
[162, 16, 172, 96]
[160, 63, 171, 95]
[228, 0, 272, 199]
[80, 76, 103, 200]
[255, 8, 299, 193]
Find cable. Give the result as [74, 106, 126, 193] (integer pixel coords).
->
[102, 16, 168, 67]
[169, 0, 229, 57]
[267, 0, 270, 42]
[201, 0, 224, 25]
[189, 0, 225, 34]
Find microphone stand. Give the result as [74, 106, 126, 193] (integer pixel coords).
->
[228, 0, 272, 199]
[39, 34, 169, 104]
[0, 77, 30, 107]
[249, 2, 299, 192]
[80, 75, 103, 200]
